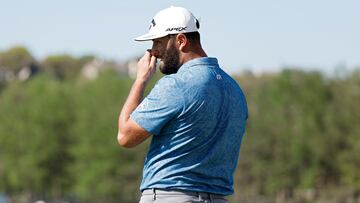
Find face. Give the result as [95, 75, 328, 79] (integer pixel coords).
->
[151, 36, 181, 75]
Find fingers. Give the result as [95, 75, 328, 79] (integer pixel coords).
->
[136, 50, 157, 83]
[141, 50, 156, 68]
[138, 51, 151, 67]
[143, 50, 151, 60]
[150, 55, 157, 68]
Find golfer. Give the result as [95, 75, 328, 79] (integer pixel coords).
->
[117, 6, 248, 203]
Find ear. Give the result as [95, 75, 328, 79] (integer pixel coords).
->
[176, 34, 187, 51]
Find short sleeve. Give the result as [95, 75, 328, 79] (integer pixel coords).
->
[130, 76, 183, 135]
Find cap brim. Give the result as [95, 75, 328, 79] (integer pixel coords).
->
[134, 32, 168, 41]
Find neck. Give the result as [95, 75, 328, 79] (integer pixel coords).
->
[180, 46, 207, 65]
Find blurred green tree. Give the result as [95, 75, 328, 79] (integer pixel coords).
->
[235, 69, 332, 201]
[326, 70, 360, 192]
[69, 70, 149, 203]
[0, 46, 36, 72]
[0, 75, 75, 201]
[41, 55, 94, 80]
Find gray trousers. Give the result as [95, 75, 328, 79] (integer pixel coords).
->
[139, 189, 229, 203]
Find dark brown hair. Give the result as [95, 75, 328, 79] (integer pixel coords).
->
[169, 32, 201, 43]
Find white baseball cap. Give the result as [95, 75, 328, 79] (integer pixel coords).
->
[134, 6, 200, 41]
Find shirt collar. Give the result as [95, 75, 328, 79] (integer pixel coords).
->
[178, 57, 219, 73]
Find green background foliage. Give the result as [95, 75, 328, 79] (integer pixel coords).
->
[0, 47, 359, 203]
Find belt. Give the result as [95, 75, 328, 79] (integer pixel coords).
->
[142, 188, 226, 200]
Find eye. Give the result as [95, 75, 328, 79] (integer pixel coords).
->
[154, 40, 164, 47]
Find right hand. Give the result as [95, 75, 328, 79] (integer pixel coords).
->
[136, 50, 157, 83]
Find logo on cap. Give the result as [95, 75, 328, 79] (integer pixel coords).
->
[196, 19, 200, 29]
[165, 26, 187, 32]
[149, 19, 156, 30]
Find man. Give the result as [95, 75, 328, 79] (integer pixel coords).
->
[117, 6, 248, 203]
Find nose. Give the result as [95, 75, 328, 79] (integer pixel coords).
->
[150, 49, 160, 58]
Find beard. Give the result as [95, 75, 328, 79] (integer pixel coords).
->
[159, 41, 181, 75]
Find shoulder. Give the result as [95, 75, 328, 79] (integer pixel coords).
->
[153, 74, 185, 93]
[147, 75, 186, 101]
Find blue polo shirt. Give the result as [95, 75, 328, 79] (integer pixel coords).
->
[130, 57, 248, 196]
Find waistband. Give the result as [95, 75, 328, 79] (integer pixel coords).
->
[142, 188, 226, 200]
